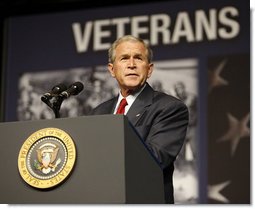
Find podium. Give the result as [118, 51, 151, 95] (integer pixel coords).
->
[0, 115, 165, 203]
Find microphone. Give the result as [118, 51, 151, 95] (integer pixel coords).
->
[59, 81, 84, 99]
[41, 83, 67, 102]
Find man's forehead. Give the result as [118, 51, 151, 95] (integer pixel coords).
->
[116, 42, 146, 52]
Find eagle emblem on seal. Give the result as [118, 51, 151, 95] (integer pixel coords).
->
[34, 142, 61, 174]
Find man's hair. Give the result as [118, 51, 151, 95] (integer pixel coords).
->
[108, 35, 153, 63]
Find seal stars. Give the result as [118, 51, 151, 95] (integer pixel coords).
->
[18, 127, 76, 189]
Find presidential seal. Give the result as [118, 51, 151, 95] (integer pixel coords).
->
[18, 127, 76, 189]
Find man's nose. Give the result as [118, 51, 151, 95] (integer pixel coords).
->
[128, 58, 136, 68]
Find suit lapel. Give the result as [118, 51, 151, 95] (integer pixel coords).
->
[109, 97, 118, 114]
[126, 84, 154, 126]
[100, 96, 118, 114]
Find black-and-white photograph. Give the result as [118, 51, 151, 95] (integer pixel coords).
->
[148, 59, 198, 204]
[17, 67, 118, 120]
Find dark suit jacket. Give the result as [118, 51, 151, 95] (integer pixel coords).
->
[89, 83, 189, 203]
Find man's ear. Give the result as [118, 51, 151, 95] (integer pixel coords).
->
[108, 63, 115, 78]
[147, 63, 154, 78]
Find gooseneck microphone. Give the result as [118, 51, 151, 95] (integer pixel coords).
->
[41, 83, 67, 103]
[41, 81, 84, 119]
[59, 81, 84, 99]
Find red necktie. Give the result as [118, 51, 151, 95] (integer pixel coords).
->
[116, 98, 128, 114]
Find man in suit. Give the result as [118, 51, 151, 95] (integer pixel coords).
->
[89, 35, 189, 203]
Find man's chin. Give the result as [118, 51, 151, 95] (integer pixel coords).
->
[124, 83, 145, 91]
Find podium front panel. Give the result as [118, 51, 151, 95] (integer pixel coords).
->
[0, 115, 164, 203]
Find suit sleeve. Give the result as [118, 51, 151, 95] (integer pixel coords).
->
[146, 100, 189, 169]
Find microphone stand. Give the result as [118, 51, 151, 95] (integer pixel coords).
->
[52, 96, 65, 118]
[41, 96, 64, 119]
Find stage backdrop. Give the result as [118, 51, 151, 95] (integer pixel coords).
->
[2, 0, 249, 204]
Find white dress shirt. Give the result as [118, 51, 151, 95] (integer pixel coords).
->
[113, 84, 146, 115]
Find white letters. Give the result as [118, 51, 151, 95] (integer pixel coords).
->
[150, 14, 171, 45]
[219, 6, 240, 39]
[195, 9, 217, 41]
[72, 22, 93, 52]
[131, 15, 149, 43]
[172, 12, 195, 43]
[72, 6, 241, 53]
[94, 19, 111, 51]
[112, 17, 130, 38]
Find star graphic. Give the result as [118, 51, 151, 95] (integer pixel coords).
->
[208, 180, 231, 203]
[218, 112, 250, 156]
[208, 59, 229, 92]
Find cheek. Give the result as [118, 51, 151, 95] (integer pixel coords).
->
[111, 66, 122, 78]
[113, 70, 123, 80]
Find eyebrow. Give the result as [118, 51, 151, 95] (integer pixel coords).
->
[119, 53, 144, 58]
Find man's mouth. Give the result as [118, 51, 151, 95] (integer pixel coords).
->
[126, 73, 138, 77]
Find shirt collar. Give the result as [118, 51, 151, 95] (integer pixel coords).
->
[115, 83, 147, 114]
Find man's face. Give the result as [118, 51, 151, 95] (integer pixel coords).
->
[108, 41, 153, 95]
